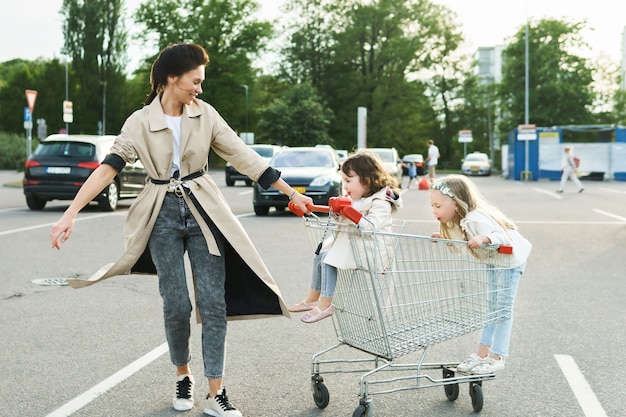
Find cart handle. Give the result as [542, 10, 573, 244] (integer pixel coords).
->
[497, 245, 513, 254]
[288, 197, 363, 224]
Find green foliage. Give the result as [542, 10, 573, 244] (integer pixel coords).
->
[135, 0, 272, 130]
[498, 18, 595, 131]
[0, 132, 31, 170]
[257, 83, 333, 146]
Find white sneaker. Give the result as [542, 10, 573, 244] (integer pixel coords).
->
[456, 353, 486, 373]
[472, 356, 505, 374]
[173, 374, 195, 411]
[204, 388, 242, 417]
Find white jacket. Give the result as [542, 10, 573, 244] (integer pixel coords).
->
[451, 210, 531, 268]
[323, 187, 402, 270]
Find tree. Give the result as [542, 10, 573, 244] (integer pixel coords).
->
[257, 82, 333, 146]
[135, 0, 272, 131]
[498, 18, 595, 132]
[62, 0, 128, 134]
[278, 0, 454, 157]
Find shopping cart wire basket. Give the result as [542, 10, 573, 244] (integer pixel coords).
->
[299, 214, 514, 416]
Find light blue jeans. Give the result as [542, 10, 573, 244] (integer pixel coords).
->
[310, 251, 338, 298]
[479, 263, 525, 357]
[148, 193, 227, 379]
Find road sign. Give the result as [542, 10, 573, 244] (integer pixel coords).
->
[63, 100, 74, 123]
[458, 130, 473, 143]
[23, 107, 32, 129]
[517, 124, 537, 141]
[25, 89, 37, 113]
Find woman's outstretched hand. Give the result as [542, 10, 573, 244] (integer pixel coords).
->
[50, 214, 75, 250]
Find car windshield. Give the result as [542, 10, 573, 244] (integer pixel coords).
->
[252, 146, 276, 158]
[465, 154, 487, 162]
[370, 150, 395, 162]
[34, 141, 95, 158]
[272, 150, 334, 168]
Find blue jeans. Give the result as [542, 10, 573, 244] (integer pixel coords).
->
[148, 194, 227, 379]
[310, 251, 338, 298]
[479, 263, 525, 357]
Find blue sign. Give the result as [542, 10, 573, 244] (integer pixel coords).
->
[24, 107, 32, 122]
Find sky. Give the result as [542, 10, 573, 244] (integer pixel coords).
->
[1, 0, 624, 71]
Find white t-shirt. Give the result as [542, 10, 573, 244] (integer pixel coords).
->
[164, 114, 182, 177]
[428, 145, 439, 166]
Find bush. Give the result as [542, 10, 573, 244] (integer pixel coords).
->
[0, 132, 39, 171]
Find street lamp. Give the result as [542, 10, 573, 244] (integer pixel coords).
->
[241, 84, 248, 139]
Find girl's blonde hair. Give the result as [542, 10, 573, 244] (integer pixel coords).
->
[432, 174, 517, 240]
[341, 150, 399, 196]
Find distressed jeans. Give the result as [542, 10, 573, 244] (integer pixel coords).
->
[310, 251, 338, 298]
[479, 263, 525, 357]
[148, 193, 227, 379]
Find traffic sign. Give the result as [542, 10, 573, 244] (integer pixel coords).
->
[25, 89, 37, 113]
[63, 100, 74, 123]
[517, 124, 537, 141]
[458, 130, 473, 143]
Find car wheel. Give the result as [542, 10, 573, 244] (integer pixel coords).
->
[99, 181, 119, 211]
[225, 175, 235, 186]
[245, 179, 253, 186]
[254, 205, 269, 216]
[26, 195, 46, 210]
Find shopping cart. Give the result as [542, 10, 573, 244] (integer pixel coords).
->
[293, 205, 514, 417]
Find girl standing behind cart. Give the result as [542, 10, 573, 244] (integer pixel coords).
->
[429, 174, 531, 374]
[288, 150, 403, 323]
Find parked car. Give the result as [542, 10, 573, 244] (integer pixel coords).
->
[401, 154, 425, 176]
[461, 151, 492, 176]
[364, 147, 403, 186]
[335, 149, 348, 162]
[23, 134, 146, 211]
[253, 146, 342, 216]
[225, 144, 283, 186]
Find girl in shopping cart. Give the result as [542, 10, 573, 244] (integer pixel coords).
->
[430, 174, 532, 374]
[288, 150, 403, 323]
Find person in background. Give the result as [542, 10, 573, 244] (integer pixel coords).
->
[49, 43, 312, 417]
[429, 174, 531, 374]
[557, 146, 584, 193]
[288, 151, 403, 323]
[424, 139, 440, 183]
[407, 161, 417, 188]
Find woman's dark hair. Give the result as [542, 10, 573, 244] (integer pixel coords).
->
[145, 43, 209, 105]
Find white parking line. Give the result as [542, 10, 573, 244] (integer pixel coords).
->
[600, 187, 626, 194]
[554, 354, 607, 417]
[533, 187, 563, 199]
[0, 213, 123, 236]
[593, 209, 626, 222]
[44, 344, 169, 417]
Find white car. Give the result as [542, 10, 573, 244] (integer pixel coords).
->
[363, 147, 403, 186]
[461, 152, 492, 176]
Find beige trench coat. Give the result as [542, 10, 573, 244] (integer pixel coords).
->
[67, 97, 290, 321]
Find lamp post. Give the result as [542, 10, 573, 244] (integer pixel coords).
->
[241, 84, 248, 140]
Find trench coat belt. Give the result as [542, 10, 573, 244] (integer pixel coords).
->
[150, 171, 205, 196]
[150, 171, 219, 234]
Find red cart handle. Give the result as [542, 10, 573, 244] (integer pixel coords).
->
[497, 245, 513, 254]
[288, 197, 363, 224]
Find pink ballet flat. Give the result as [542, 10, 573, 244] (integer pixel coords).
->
[288, 300, 318, 312]
[301, 305, 335, 323]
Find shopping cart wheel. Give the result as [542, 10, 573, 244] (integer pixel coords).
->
[312, 381, 330, 409]
[442, 368, 459, 401]
[352, 404, 367, 417]
[469, 382, 484, 412]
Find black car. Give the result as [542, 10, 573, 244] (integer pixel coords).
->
[225, 144, 283, 186]
[252, 147, 343, 216]
[23, 134, 146, 211]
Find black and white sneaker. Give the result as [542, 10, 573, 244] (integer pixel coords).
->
[173, 374, 195, 411]
[203, 388, 242, 417]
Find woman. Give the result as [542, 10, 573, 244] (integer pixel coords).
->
[49, 43, 312, 417]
